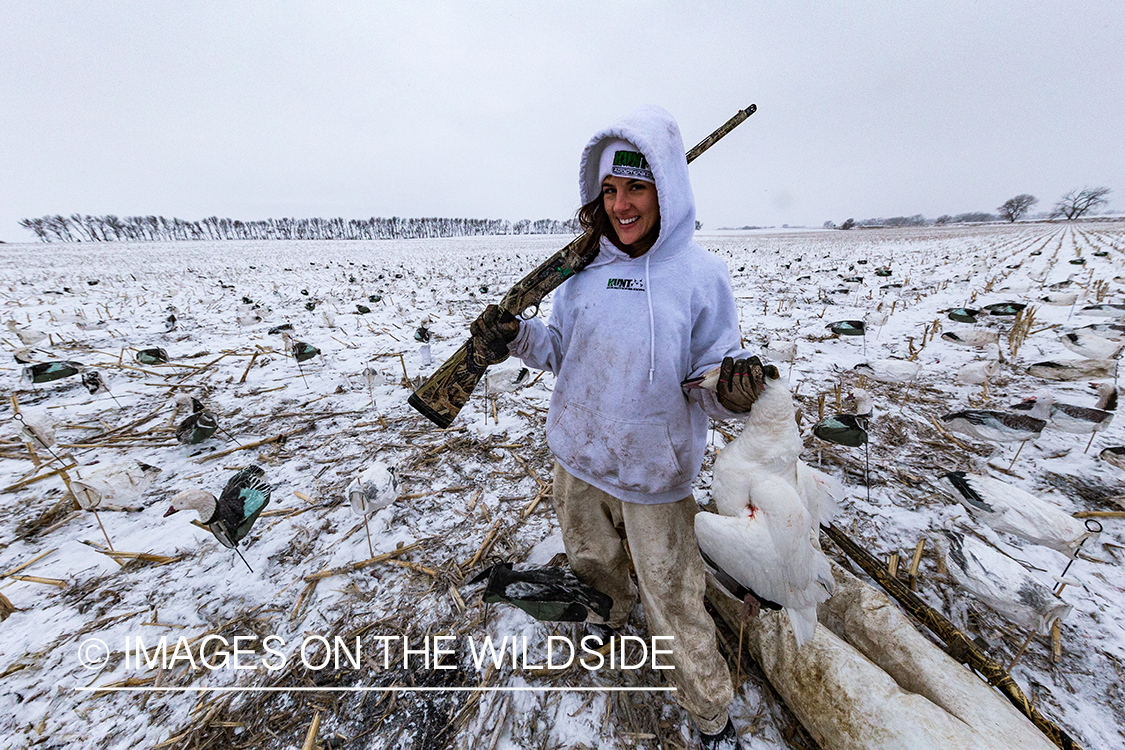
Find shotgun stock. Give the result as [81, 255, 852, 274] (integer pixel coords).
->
[408, 104, 757, 428]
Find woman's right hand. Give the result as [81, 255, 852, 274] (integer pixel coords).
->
[469, 304, 521, 365]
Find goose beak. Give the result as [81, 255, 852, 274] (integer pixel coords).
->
[163, 506, 179, 517]
[681, 367, 721, 392]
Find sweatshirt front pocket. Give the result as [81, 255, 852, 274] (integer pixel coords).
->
[547, 403, 685, 494]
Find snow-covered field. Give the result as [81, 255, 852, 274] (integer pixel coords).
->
[1, 221, 1124, 749]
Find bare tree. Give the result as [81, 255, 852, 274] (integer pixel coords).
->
[1053, 187, 1111, 220]
[998, 194, 1037, 222]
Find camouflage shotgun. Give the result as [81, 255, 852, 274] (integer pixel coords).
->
[408, 104, 757, 428]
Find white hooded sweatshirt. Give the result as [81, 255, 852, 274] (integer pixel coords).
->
[509, 105, 752, 504]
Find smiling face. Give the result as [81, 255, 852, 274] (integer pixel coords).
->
[601, 176, 659, 254]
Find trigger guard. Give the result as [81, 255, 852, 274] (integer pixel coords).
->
[519, 304, 539, 321]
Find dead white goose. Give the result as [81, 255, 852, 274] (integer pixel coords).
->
[685, 372, 842, 647]
[1027, 358, 1117, 381]
[938, 472, 1097, 556]
[934, 530, 1071, 636]
[1059, 330, 1124, 360]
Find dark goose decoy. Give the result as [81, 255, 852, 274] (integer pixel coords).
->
[813, 389, 871, 447]
[827, 320, 865, 337]
[983, 302, 1026, 316]
[175, 397, 219, 444]
[135, 347, 169, 365]
[164, 465, 272, 569]
[470, 561, 613, 623]
[946, 308, 980, 324]
[21, 361, 84, 384]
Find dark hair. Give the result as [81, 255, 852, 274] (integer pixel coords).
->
[576, 187, 660, 258]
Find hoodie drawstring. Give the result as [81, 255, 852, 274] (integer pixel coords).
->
[645, 253, 655, 383]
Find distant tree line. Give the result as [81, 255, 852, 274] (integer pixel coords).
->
[17, 214, 583, 243]
[826, 186, 1113, 230]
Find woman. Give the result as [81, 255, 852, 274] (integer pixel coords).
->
[473, 105, 770, 749]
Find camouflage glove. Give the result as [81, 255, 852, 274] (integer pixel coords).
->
[469, 304, 520, 366]
[716, 356, 780, 413]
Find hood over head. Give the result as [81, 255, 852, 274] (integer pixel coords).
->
[580, 105, 695, 260]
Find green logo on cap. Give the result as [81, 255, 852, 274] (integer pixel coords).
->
[612, 151, 649, 170]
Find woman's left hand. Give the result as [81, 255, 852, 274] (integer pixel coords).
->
[716, 356, 779, 413]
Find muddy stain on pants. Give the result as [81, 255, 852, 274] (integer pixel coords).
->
[553, 462, 733, 732]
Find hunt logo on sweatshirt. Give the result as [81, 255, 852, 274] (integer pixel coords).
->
[606, 278, 646, 292]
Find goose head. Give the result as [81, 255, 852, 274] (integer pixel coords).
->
[164, 489, 217, 520]
[1090, 382, 1118, 411]
[845, 388, 873, 417]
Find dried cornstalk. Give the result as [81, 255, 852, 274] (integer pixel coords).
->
[303, 540, 427, 581]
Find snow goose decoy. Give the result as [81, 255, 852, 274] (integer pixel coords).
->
[686, 371, 842, 646]
[1012, 384, 1116, 452]
[940, 408, 1044, 469]
[1027, 359, 1116, 381]
[346, 461, 399, 557]
[935, 530, 1071, 636]
[72, 461, 161, 511]
[763, 341, 798, 378]
[956, 360, 1000, 399]
[940, 409, 1044, 443]
[854, 359, 920, 385]
[1059, 330, 1124, 360]
[941, 330, 1000, 349]
[938, 472, 1097, 556]
[1039, 293, 1078, 307]
[5, 320, 47, 347]
[1099, 446, 1125, 471]
[1078, 303, 1125, 317]
[164, 465, 272, 570]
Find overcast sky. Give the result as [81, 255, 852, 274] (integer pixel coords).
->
[1, 2, 1122, 243]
